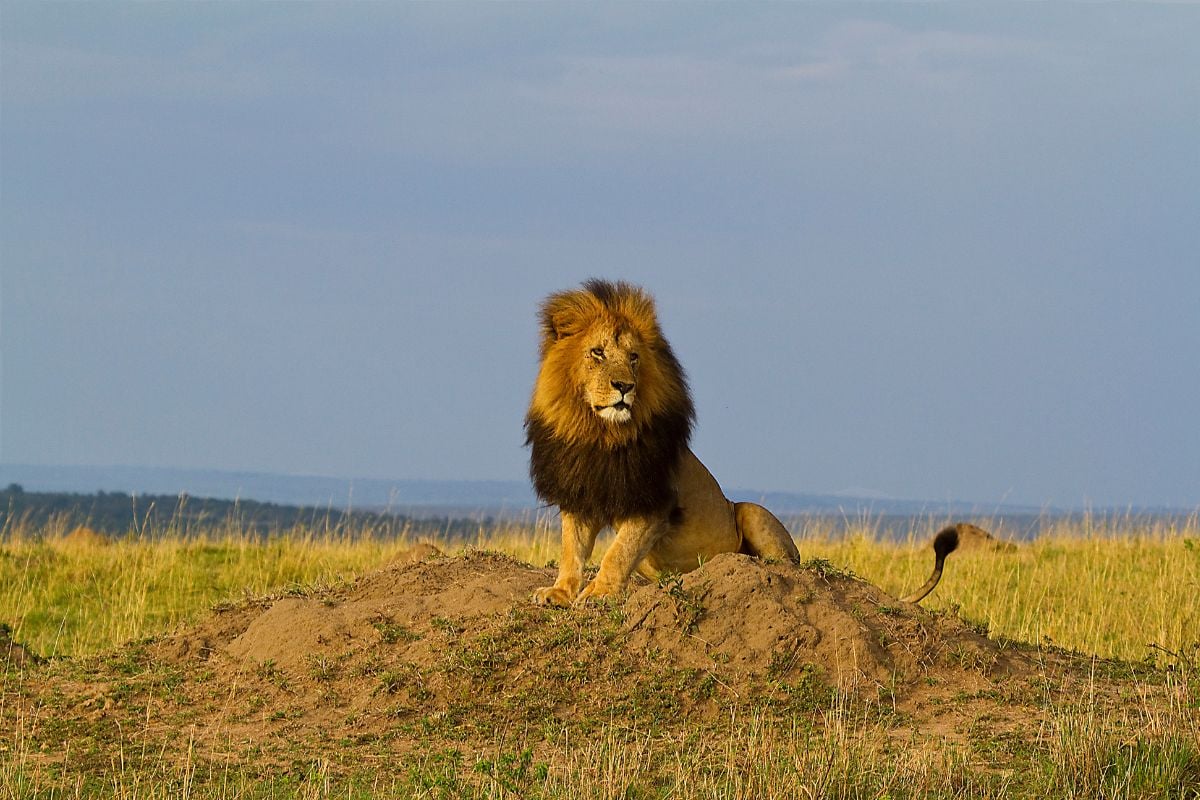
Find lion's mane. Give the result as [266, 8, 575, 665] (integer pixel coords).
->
[524, 279, 695, 521]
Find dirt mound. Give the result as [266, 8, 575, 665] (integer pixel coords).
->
[141, 550, 1030, 743]
[6, 549, 1093, 785]
[220, 548, 542, 673]
[624, 554, 1023, 691]
[956, 524, 1019, 552]
[59, 525, 112, 547]
[385, 540, 443, 565]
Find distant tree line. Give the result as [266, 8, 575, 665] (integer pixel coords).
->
[0, 484, 496, 539]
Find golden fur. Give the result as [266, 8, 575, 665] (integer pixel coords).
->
[526, 280, 964, 607]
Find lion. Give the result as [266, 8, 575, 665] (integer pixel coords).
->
[526, 279, 967, 607]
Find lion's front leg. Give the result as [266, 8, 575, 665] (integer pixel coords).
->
[576, 515, 666, 605]
[533, 513, 602, 608]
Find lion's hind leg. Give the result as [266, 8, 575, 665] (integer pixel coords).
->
[734, 502, 800, 562]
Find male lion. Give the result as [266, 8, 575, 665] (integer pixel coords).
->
[526, 279, 964, 607]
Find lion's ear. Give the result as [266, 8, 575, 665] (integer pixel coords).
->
[549, 308, 585, 339]
[540, 291, 597, 342]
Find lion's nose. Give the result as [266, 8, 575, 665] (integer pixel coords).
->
[611, 381, 635, 395]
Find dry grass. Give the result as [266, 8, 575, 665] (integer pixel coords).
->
[3, 512, 1199, 799]
[804, 515, 1200, 664]
[2, 513, 1198, 664]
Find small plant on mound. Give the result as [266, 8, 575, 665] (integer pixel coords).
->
[800, 557, 856, 581]
[371, 614, 421, 645]
[306, 653, 339, 682]
[659, 573, 708, 633]
[376, 670, 407, 694]
[255, 658, 289, 690]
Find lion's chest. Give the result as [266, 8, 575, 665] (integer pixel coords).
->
[525, 414, 689, 521]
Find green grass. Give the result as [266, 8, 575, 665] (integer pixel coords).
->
[4, 697, 1197, 799]
[813, 517, 1200, 665]
[2, 515, 1199, 799]
[3, 514, 1196, 663]
[0, 529, 402, 657]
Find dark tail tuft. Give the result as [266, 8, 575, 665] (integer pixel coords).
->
[932, 525, 960, 560]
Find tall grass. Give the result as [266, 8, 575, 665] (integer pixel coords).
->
[0, 525, 403, 657]
[806, 517, 1200, 664]
[3, 514, 1199, 800]
[1, 513, 1197, 663]
[4, 686, 1195, 799]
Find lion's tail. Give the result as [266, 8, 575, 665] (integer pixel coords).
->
[900, 524, 962, 604]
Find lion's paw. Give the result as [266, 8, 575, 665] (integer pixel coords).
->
[532, 585, 575, 608]
[573, 581, 620, 606]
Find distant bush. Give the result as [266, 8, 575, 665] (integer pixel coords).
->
[0, 486, 490, 539]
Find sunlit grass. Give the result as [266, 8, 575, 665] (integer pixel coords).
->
[3, 513, 1199, 799]
[2, 513, 1197, 663]
[803, 515, 1200, 664]
[0, 527, 403, 657]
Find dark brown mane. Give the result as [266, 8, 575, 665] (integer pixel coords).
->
[525, 403, 692, 521]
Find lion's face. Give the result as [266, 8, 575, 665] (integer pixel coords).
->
[580, 326, 642, 425]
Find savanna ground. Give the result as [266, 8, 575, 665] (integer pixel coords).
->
[2, 513, 1198, 799]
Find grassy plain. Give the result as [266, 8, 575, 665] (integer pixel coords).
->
[2, 514, 1199, 798]
[4, 513, 1197, 663]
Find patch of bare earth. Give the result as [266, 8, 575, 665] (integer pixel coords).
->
[2, 549, 1173, 786]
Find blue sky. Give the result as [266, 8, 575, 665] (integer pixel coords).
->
[2, 4, 1198, 508]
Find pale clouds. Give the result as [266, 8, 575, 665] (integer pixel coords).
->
[3, 5, 1198, 506]
[408, 21, 1065, 151]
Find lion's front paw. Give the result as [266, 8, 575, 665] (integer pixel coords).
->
[573, 580, 620, 606]
[532, 585, 575, 608]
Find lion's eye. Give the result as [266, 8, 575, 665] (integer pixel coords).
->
[590, 347, 605, 359]
[629, 353, 639, 365]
